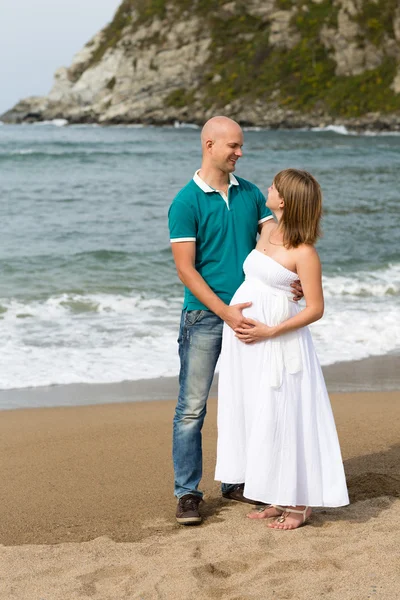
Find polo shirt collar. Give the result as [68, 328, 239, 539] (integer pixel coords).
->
[193, 169, 239, 192]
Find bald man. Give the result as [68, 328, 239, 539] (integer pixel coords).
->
[168, 117, 301, 525]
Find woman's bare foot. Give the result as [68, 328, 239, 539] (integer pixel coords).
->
[267, 506, 312, 530]
[247, 505, 282, 520]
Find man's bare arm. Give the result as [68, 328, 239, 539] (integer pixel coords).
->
[171, 241, 252, 330]
[258, 218, 275, 235]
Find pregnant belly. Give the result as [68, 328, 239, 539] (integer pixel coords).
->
[230, 281, 253, 305]
[229, 281, 262, 320]
[230, 281, 299, 324]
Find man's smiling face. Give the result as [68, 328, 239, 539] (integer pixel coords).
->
[210, 125, 244, 174]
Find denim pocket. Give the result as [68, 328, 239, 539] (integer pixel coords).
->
[184, 310, 206, 326]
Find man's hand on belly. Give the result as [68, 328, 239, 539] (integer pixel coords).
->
[221, 302, 254, 331]
[291, 279, 303, 302]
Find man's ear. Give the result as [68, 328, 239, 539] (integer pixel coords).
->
[205, 139, 213, 151]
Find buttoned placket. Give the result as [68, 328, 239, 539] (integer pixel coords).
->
[193, 170, 238, 211]
[214, 184, 232, 210]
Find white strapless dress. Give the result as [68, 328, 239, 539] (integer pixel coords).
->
[215, 249, 349, 507]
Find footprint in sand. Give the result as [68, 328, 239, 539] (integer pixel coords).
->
[192, 544, 202, 559]
[193, 559, 249, 582]
[76, 566, 135, 597]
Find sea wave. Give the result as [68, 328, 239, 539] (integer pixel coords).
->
[0, 148, 165, 158]
[323, 206, 390, 216]
[0, 293, 182, 389]
[363, 130, 400, 137]
[31, 119, 69, 127]
[0, 292, 182, 318]
[243, 126, 265, 132]
[4, 122, 400, 136]
[0, 267, 399, 390]
[173, 121, 200, 129]
[311, 125, 352, 135]
[310, 125, 400, 137]
[9, 148, 35, 155]
[1, 123, 398, 391]
[323, 263, 400, 298]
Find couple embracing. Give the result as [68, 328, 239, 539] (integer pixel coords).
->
[168, 117, 349, 531]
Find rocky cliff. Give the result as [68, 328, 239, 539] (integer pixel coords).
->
[3, 0, 400, 129]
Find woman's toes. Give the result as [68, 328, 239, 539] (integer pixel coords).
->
[247, 506, 277, 520]
[251, 506, 311, 529]
[271, 511, 311, 530]
[247, 508, 268, 519]
[247, 511, 265, 519]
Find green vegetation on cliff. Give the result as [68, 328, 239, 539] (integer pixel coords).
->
[84, 0, 400, 118]
[356, 0, 398, 45]
[202, 1, 339, 113]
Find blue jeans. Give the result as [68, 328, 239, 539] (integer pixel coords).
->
[173, 309, 239, 499]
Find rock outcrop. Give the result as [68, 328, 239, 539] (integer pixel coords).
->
[2, 0, 400, 130]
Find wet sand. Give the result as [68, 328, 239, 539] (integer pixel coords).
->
[1, 352, 399, 410]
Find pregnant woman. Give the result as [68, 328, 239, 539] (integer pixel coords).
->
[215, 169, 349, 530]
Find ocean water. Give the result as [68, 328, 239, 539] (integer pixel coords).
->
[0, 121, 399, 391]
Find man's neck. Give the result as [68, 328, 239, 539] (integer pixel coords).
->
[198, 166, 230, 192]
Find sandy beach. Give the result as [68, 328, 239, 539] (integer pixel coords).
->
[0, 380, 399, 599]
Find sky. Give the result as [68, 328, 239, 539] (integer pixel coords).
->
[0, 0, 121, 115]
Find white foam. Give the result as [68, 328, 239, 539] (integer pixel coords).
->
[323, 263, 400, 298]
[9, 148, 34, 155]
[0, 293, 182, 389]
[311, 125, 351, 135]
[173, 121, 200, 129]
[310, 295, 400, 365]
[52, 118, 68, 127]
[363, 130, 400, 136]
[309, 124, 400, 137]
[0, 265, 399, 390]
[32, 119, 68, 127]
[306, 263, 400, 364]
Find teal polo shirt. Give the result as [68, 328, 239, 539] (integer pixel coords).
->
[168, 170, 274, 311]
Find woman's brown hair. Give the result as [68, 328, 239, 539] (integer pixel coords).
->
[274, 168, 322, 248]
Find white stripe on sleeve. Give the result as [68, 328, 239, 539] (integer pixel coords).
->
[258, 216, 274, 225]
[170, 237, 196, 243]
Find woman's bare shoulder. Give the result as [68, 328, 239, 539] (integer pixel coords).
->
[294, 243, 321, 265]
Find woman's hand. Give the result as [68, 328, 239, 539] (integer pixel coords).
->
[235, 318, 276, 344]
